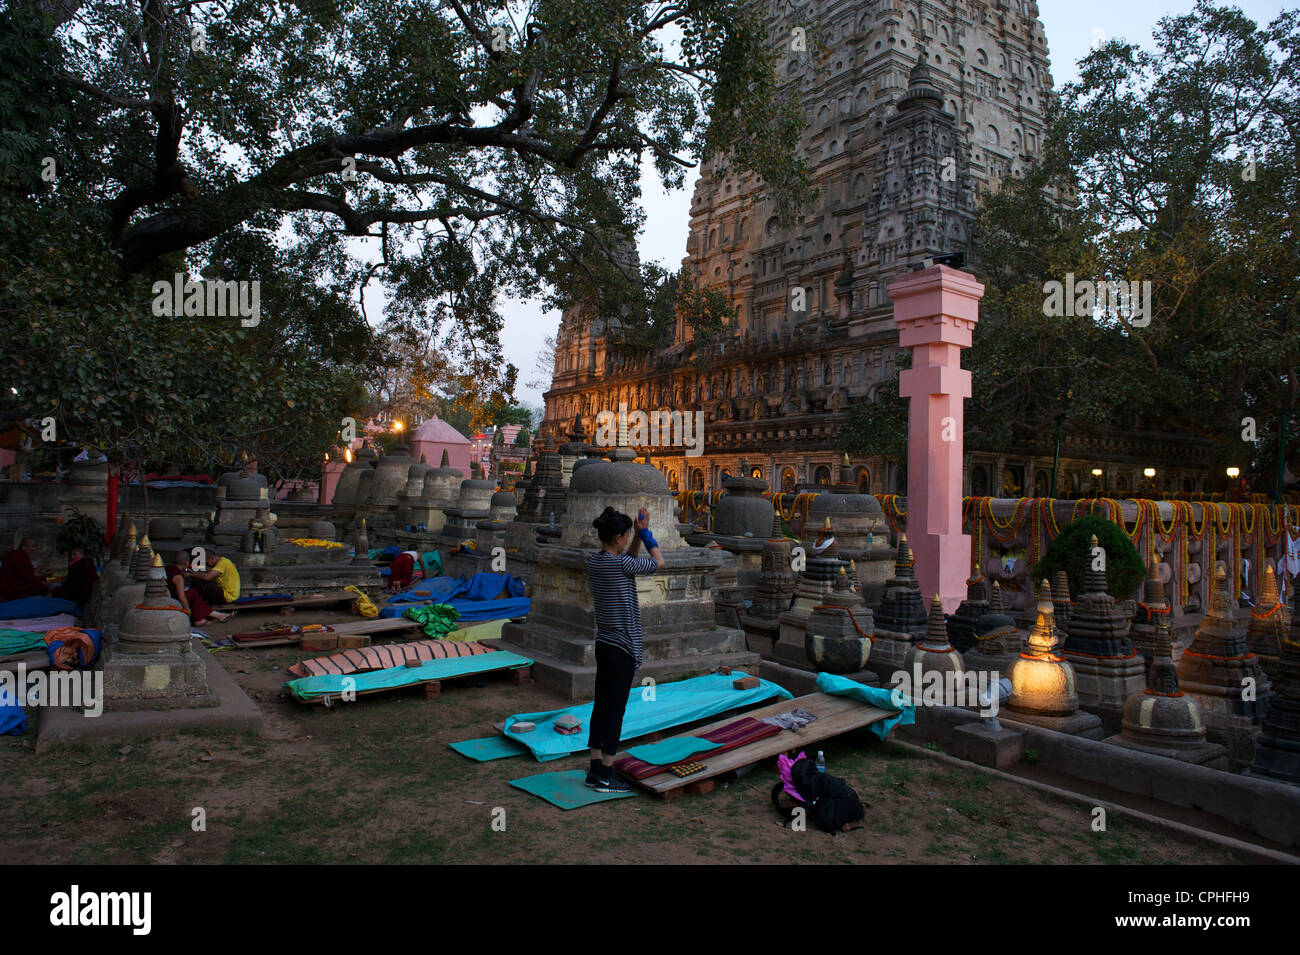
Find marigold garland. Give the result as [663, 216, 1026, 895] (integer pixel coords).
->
[287, 538, 345, 549]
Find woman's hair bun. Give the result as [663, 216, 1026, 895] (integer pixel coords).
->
[592, 506, 633, 543]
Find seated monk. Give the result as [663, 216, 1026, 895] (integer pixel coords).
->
[188, 553, 241, 605]
[388, 551, 416, 592]
[52, 546, 99, 605]
[0, 538, 49, 600]
[167, 551, 230, 626]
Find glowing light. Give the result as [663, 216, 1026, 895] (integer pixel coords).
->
[1091, 468, 1102, 477]
[1226, 467, 1240, 479]
[393, 420, 404, 433]
[344, 448, 353, 463]
[1143, 467, 1156, 478]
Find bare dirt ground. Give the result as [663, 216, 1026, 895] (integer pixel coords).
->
[0, 607, 1250, 865]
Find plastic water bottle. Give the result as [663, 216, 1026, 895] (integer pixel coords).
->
[815, 750, 826, 774]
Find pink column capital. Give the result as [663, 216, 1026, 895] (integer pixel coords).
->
[887, 265, 985, 613]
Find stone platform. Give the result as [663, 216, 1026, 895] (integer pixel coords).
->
[35, 640, 262, 752]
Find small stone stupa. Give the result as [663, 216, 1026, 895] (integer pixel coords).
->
[871, 534, 928, 671]
[903, 595, 964, 687]
[1247, 587, 1300, 784]
[1246, 564, 1289, 677]
[1105, 593, 1228, 768]
[963, 581, 1023, 677]
[803, 566, 877, 679]
[740, 511, 798, 657]
[209, 466, 269, 545]
[1177, 565, 1271, 766]
[947, 576, 990, 653]
[1061, 536, 1145, 727]
[102, 555, 216, 710]
[1005, 580, 1103, 738]
[1131, 555, 1177, 675]
[103, 534, 154, 642]
[1051, 571, 1073, 636]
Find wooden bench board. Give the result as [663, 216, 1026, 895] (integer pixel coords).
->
[615, 691, 893, 796]
[215, 591, 359, 612]
[0, 650, 51, 673]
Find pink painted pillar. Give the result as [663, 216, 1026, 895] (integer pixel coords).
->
[888, 265, 985, 613]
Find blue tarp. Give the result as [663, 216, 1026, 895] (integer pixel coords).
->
[379, 596, 530, 622]
[234, 593, 293, 604]
[0, 596, 77, 620]
[503, 671, 793, 761]
[815, 672, 916, 739]
[387, 572, 525, 605]
[0, 686, 27, 735]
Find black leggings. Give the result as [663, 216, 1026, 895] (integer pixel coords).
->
[588, 642, 637, 756]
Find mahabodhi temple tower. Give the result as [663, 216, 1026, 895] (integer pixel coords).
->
[543, 0, 1213, 498]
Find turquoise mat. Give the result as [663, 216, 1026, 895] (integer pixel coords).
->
[816, 672, 916, 738]
[509, 770, 638, 810]
[285, 651, 534, 701]
[449, 736, 529, 761]
[626, 736, 720, 764]
[504, 671, 793, 761]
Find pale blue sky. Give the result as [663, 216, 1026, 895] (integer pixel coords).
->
[501, 1, 1293, 407]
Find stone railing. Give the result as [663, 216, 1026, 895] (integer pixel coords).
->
[676, 490, 1299, 620]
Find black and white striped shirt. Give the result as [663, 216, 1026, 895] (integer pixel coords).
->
[586, 551, 659, 668]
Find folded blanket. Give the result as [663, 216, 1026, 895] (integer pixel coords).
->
[0, 629, 47, 656]
[286, 638, 495, 679]
[0, 596, 77, 620]
[233, 593, 293, 604]
[614, 716, 782, 779]
[0, 613, 77, 632]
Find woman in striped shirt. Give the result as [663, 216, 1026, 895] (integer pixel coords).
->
[585, 505, 665, 792]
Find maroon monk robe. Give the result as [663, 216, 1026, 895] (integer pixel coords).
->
[166, 564, 213, 624]
[0, 549, 47, 601]
[53, 556, 99, 605]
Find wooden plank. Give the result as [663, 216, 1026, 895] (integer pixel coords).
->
[216, 591, 359, 612]
[615, 692, 893, 797]
[0, 650, 50, 673]
[331, 617, 421, 636]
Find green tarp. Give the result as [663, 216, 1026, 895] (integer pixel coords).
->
[509, 770, 638, 810]
[503, 671, 792, 761]
[449, 736, 530, 762]
[0, 629, 45, 656]
[402, 603, 461, 638]
[815, 671, 916, 738]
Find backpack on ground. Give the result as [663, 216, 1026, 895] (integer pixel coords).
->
[789, 755, 866, 833]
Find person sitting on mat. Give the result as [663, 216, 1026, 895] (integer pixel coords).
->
[167, 550, 230, 626]
[0, 538, 49, 600]
[187, 551, 241, 604]
[51, 546, 98, 605]
[388, 551, 416, 592]
[584, 505, 664, 793]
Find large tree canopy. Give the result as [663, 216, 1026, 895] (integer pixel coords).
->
[2, 0, 808, 472]
[971, 0, 1298, 487]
